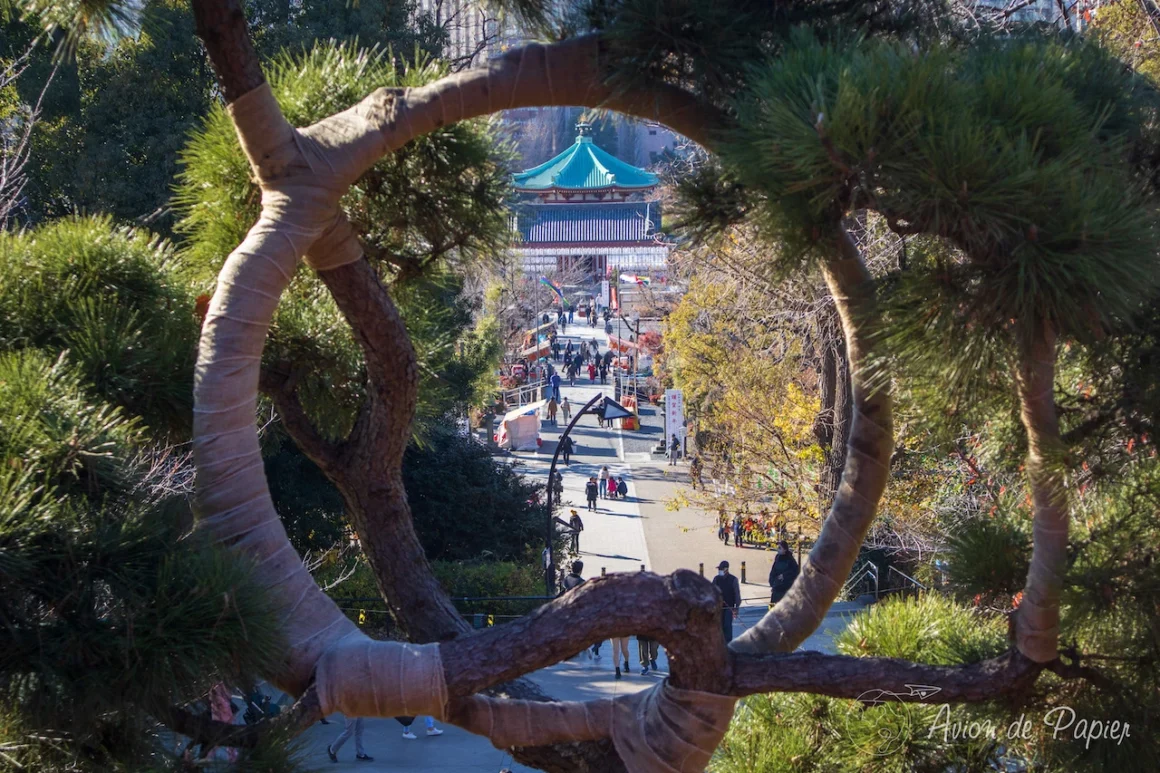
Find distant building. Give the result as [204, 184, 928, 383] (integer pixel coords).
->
[511, 123, 669, 277]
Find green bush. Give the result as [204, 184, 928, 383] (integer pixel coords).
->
[835, 593, 1008, 666]
[0, 216, 198, 437]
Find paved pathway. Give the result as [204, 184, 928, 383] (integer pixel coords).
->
[291, 316, 863, 770]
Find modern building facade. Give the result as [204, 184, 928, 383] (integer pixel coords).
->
[510, 123, 669, 277]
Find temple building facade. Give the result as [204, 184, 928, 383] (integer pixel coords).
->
[510, 123, 669, 278]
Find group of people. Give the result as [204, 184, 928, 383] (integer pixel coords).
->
[551, 337, 616, 386]
[708, 543, 801, 643]
[717, 509, 790, 549]
[584, 469, 629, 511]
[559, 560, 664, 678]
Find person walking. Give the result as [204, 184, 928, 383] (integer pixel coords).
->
[638, 636, 660, 675]
[563, 351, 572, 371]
[551, 470, 564, 504]
[546, 397, 558, 426]
[769, 540, 800, 604]
[689, 454, 703, 490]
[585, 477, 599, 511]
[569, 509, 584, 552]
[717, 509, 728, 543]
[616, 476, 628, 501]
[732, 513, 744, 548]
[552, 340, 561, 361]
[668, 434, 681, 466]
[561, 397, 572, 424]
[568, 307, 574, 324]
[327, 717, 373, 762]
[397, 716, 443, 739]
[612, 635, 632, 679]
[599, 363, 608, 385]
[712, 561, 742, 643]
[560, 435, 575, 465]
[599, 466, 610, 499]
[588, 362, 597, 382]
[550, 371, 562, 402]
[607, 474, 618, 500]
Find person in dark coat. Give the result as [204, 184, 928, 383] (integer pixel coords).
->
[769, 540, 800, 604]
[616, 477, 628, 500]
[568, 510, 584, 552]
[712, 560, 742, 642]
[560, 435, 575, 465]
[560, 560, 585, 592]
[584, 476, 599, 511]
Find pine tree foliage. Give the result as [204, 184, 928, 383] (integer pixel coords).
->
[175, 41, 513, 437]
[0, 349, 286, 771]
[0, 216, 198, 437]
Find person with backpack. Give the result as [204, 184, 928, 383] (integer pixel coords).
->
[560, 560, 585, 592]
[585, 477, 599, 511]
[712, 560, 742, 642]
[668, 433, 682, 466]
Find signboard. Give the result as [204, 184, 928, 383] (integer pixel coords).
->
[599, 279, 610, 308]
[599, 397, 634, 421]
[664, 389, 685, 449]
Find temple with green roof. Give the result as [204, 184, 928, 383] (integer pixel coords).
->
[511, 123, 668, 277]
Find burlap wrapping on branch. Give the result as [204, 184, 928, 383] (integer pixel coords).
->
[194, 78, 740, 769]
[452, 682, 737, 772]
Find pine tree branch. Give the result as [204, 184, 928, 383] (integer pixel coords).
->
[258, 365, 344, 476]
[729, 649, 1042, 702]
[191, 0, 265, 101]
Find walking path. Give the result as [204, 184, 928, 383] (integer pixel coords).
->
[292, 312, 864, 770]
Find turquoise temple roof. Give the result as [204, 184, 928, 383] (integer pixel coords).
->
[513, 124, 659, 192]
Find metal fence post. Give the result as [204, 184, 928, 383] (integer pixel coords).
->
[699, 562, 704, 577]
[741, 561, 747, 584]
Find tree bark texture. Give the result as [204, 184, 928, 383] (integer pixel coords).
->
[812, 303, 852, 509]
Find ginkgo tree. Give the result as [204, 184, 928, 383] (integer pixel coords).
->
[7, 0, 1160, 770]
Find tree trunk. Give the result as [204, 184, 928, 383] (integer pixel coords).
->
[1013, 324, 1067, 663]
[812, 304, 851, 510]
[731, 227, 892, 655]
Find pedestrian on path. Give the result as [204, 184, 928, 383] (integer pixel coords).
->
[668, 434, 682, 466]
[396, 716, 443, 739]
[638, 636, 660, 675]
[585, 478, 599, 511]
[560, 435, 575, 465]
[599, 363, 608, 385]
[712, 561, 742, 643]
[588, 362, 597, 382]
[607, 475, 618, 500]
[690, 454, 703, 490]
[546, 397, 558, 426]
[717, 509, 728, 543]
[568, 307, 574, 324]
[568, 510, 584, 552]
[616, 476, 628, 500]
[612, 636, 632, 679]
[327, 717, 373, 762]
[551, 372, 562, 402]
[599, 466, 610, 498]
[733, 513, 744, 547]
[561, 397, 571, 424]
[769, 540, 800, 604]
[551, 471, 564, 504]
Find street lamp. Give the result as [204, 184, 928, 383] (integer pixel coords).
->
[543, 391, 603, 596]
